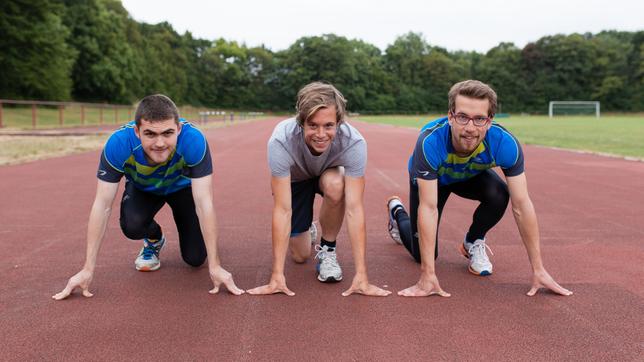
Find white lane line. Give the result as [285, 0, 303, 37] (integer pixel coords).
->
[374, 168, 401, 189]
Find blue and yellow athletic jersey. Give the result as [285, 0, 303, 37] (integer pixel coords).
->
[97, 119, 212, 195]
[409, 117, 524, 185]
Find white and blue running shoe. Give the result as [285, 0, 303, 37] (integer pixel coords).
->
[135, 235, 166, 272]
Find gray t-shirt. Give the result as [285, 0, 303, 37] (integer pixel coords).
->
[267, 118, 367, 182]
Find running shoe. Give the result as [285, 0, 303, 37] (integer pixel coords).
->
[458, 238, 494, 276]
[309, 223, 318, 245]
[314, 245, 343, 282]
[386, 196, 404, 245]
[135, 235, 166, 272]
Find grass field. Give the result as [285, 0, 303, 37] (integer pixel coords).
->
[356, 114, 644, 159]
[0, 105, 133, 128]
[0, 116, 267, 166]
[0, 135, 108, 166]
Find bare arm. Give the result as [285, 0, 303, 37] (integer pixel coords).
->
[341, 176, 390, 297]
[398, 178, 450, 297]
[343, 176, 367, 275]
[269, 175, 292, 278]
[191, 175, 243, 295]
[246, 175, 295, 296]
[191, 175, 221, 267]
[506, 173, 572, 296]
[52, 180, 119, 300]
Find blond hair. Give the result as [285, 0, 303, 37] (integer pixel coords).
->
[295, 82, 347, 125]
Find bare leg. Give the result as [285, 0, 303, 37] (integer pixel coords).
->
[289, 232, 312, 263]
[318, 167, 345, 242]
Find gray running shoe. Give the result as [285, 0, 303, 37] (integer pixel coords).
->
[314, 245, 343, 282]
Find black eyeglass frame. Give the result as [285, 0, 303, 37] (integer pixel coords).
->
[449, 111, 492, 127]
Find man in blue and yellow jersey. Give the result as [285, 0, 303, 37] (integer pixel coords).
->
[53, 94, 243, 300]
[386, 80, 572, 298]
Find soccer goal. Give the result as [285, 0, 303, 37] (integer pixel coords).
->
[548, 101, 600, 118]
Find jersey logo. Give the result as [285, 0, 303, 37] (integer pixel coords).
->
[419, 171, 430, 176]
[98, 170, 107, 176]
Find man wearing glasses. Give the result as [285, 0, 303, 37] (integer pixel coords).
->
[386, 80, 572, 298]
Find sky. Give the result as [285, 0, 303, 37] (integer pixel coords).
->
[121, 0, 644, 53]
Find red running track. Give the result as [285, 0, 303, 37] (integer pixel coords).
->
[1, 118, 642, 361]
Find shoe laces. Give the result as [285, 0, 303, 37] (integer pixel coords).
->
[142, 239, 163, 259]
[314, 245, 338, 263]
[468, 240, 493, 261]
[315, 245, 341, 275]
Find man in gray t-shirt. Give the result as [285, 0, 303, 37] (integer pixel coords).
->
[247, 82, 390, 297]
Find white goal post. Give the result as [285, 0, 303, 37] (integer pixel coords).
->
[549, 101, 600, 118]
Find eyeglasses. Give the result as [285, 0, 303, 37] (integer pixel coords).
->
[450, 111, 491, 127]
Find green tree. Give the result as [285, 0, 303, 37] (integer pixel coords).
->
[275, 34, 390, 112]
[521, 34, 600, 112]
[131, 22, 190, 103]
[477, 43, 526, 113]
[245, 45, 278, 109]
[589, 31, 632, 110]
[384, 33, 466, 112]
[625, 31, 644, 111]
[0, 0, 75, 100]
[62, 0, 142, 103]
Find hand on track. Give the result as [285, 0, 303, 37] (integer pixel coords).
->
[342, 275, 391, 297]
[52, 269, 94, 300]
[246, 274, 295, 296]
[397, 274, 451, 297]
[527, 269, 573, 296]
[209, 265, 245, 295]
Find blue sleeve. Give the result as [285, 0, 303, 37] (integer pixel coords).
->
[495, 128, 524, 177]
[178, 125, 213, 178]
[410, 131, 442, 181]
[102, 130, 132, 174]
[185, 141, 213, 178]
[97, 152, 123, 182]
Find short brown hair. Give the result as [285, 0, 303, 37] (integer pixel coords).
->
[295, 82, 347, 126]
[448, 80, 498, 117]
[134, 94, 180, 126]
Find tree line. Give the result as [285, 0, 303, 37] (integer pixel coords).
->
[1, 0, 642, 113]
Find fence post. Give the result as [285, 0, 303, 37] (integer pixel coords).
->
[99, 106, 104, 125]
[81, 105, 85, 125]
[114, 106, 118, 124]
[59, 105, 64, 126]
[32, 103, 37, 129]
[0, 101, 3, 128]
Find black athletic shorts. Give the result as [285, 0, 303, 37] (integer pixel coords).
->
[290, 177, 323, 235]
